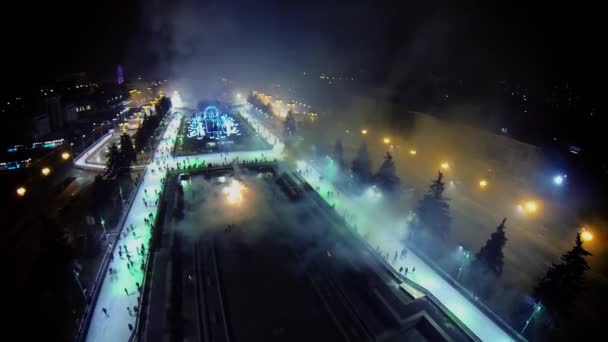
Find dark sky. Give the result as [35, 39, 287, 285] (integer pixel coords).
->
[0, 0, 601, 97]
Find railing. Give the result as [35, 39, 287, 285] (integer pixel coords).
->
[292, 168, 521, 342]
[290, 171, 480, 341]
[74, 167, 147, 342]
[408, 244, 527, 342]
[128, 173, 168, 342]
[73, 132, 113, 170]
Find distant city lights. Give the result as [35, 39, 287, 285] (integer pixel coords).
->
[171, 90, 184, 108]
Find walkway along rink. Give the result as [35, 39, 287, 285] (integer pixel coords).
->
[85, 113, 183, 342]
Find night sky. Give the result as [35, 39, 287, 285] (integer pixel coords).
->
[1, 1, 602, 116]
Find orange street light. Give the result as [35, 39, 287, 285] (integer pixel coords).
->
[441, 162, 450, 170]
[581, 227, 593, 242]
[41, 167, 51, 176]
[479, 179, 488, 189]
[16, 186, 27, 197]
[61, 152, 71, 160]
[383, 137, 391, 144]
[361, 129, 368, 135]
[519, 200, 539, 214]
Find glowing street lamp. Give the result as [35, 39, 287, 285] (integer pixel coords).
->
[440, 162, 450, 170]
[41, 167, 51, 176]
[383, 137, 391, 144]
[518, 200, 539, 214]
[409, 149, 417, 156]
[456, 248, 471, 281]
[553, 173, 567, 186]
[479, 179, 488, 189]
[361, 129, 368, 135]
[525, 201, 538, 213]
[581, 227, 593, 242]
[16, 186, 27, 197]
[521, 301, 542, 335]
[61, 152, 71, 160]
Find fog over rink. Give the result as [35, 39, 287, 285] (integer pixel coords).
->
[176, 169, 374, 265]
[177, 172, 278, 239]
[180, 167, 408, 240]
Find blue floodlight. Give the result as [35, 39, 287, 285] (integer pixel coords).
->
[553, 174, 566, 186]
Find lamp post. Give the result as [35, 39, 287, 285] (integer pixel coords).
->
[73, 269, 87, 300]
[100, 217, 107, 237]
[456, 247, 470, 282]
[521, 301, 542, 335]
[119, 183, 125, 207]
